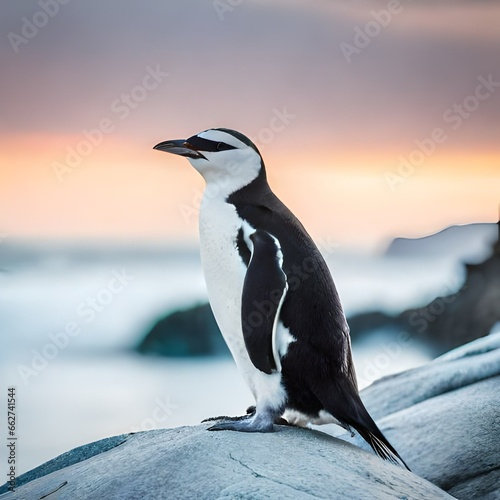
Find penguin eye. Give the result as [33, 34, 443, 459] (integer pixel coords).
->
[217, 142, 236, 151]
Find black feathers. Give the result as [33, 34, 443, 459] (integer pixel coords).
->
[228, 173, 410, 469]
[241, 230, 287, 374]
[214, 128, 261, 155]
[185, 135, 237, 153]
[354, 426, 411, 471]
[235, 227, 251, 267]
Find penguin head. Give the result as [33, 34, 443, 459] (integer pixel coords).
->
[154, 128, 265, 192]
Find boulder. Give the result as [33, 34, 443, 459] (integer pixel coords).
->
[356, 332, 500, 499]
[1, 427, 451, 500]
[3, 334, 499, 499]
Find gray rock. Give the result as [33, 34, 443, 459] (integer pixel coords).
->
[360, 332, 500, 420]
[0, 434, 128, 495]
[353, 332, 500, 499]
[3, 334, 499, 499]
[385, 377, 499, 499]
[1, 426, 451, 500]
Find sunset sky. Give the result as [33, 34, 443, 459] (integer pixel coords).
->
[1, 0, 499, 251]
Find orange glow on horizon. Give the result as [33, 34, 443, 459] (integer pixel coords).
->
[1, 132, 498, 251]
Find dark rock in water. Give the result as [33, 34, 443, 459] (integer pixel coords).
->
[137, 303, 229, 357]
[400, 248, 500, 353]
[349, 224, 500, 355]
[399, 225, 500, 354]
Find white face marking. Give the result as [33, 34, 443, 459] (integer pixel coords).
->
[187, 130, 262, 198]
[197, 129, 247, 149]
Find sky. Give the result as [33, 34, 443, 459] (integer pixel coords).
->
[1, 0, 499, 251]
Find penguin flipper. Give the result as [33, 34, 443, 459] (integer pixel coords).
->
[241, 230, 288, 375]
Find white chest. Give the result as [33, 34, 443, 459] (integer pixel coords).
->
[198, 196, 249, 363]
[197, 191, 291, 410]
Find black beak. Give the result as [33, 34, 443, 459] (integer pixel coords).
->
[153, 139, 206, 160]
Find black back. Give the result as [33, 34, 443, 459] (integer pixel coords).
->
[224, 149, 409, 469]
[227, 173, 353, 383]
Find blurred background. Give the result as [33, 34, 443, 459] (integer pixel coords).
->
[1, 0, 499, 476]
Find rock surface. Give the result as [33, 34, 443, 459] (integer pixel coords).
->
[356, 332, 500, 499]
[1, 426, 451, 500]
[2, 334, 499, 499]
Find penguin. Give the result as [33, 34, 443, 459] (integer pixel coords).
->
[153, 128, 409, 469]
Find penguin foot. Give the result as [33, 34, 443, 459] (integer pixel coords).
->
[207, 413, 275, 433]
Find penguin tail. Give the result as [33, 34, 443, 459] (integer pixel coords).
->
[318, 384, 411, 470]
[352, 423, 411, 471]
